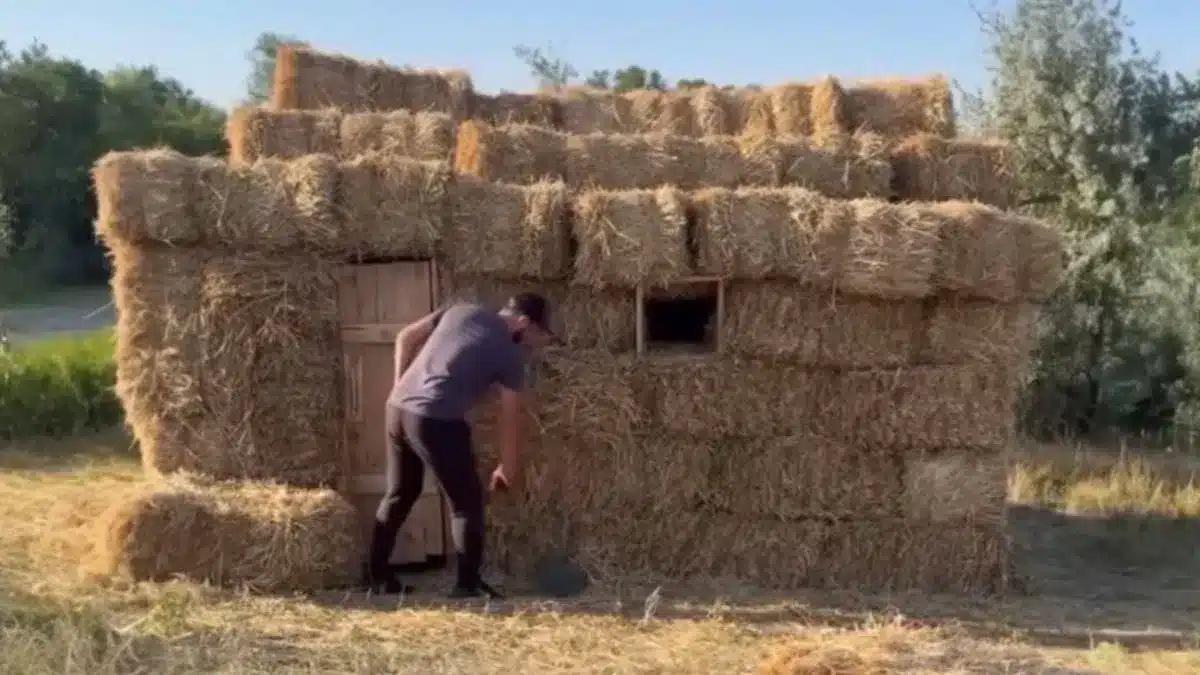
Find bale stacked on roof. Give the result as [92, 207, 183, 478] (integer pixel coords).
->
[473, 92, 562, 127]
[892, 134, 1016, 207]
[271, 43, 473, 117]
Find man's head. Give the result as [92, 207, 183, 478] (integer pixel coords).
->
[499, 292, 560, 349]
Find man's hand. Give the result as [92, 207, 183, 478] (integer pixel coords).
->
[489, 464, 514, 493]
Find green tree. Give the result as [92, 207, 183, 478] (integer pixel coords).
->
[611, 65, 666, 92]
[978, 0, 1200, 437]
[513, 44, 577, 89]
[676, 78, 710, 90]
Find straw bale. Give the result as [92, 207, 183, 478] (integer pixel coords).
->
[453, 120, 566, 184]
[560, 87, 634, 134]
[93, 149, 200, 246]
[97, 475, 361, 592]
[270, 44, 376, 111]
[810, 365, 1017, 451]
[438, 275, 636, 352]
[846, 76, 956, 137]
[191, 154, 339, 251]
[473, 92, 562, 128]
[925, 201, 1020, 302]
[107, 243, 206, 472]
[698, 517, 1006, 593]
[767, 83, 814, 135]
[564, 133, 742, 191]
[904, 451, 1008, 527]
[838, 199, 941, 298]
[812, 519, 1007, 593]
[809, 76, 849, 137]
[690, 85, 740, 136]
[705, 433, 902, 519]
[622, 89, 697, 136]
[339, 110, 456, 161]
[923, 297, 1038, 368]
[1015, 215, 1065, 301]
[641, 357, 811, 438]
[337, 153, 452, 258]
[572, 187, 691, 288]
[692, 187, 848, 282]
[738, 133, 893, 197]
[226, 107, 342, 163]
[722, 283, 923, 366]
[369, 63, 473, 119]
[892, 134, 1015, 207]
[444, 176, 569, 279]
[741, 88, 778, 137]
[179, 253, 342, 485]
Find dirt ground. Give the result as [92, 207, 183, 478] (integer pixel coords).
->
[0, 432, 1198, 673]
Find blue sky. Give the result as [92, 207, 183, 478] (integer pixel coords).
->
[2, 1, 1198, 109]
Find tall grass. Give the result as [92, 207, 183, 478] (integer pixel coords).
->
[0, 330, 120, 439]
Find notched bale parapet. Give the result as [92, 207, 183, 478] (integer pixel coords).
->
[560, 87, 635, 134]
[271, 43, 473, 116]
[453, 120, 566, 184]
[926, 201, 1020, 302]
[892, 134, 1015, 207]
[97, 475, 361, 592]
[93, 149, 202, 246]
[444, 176, 570, 279]
[572, 187, 691, 288]
[337, 153, 453, 258]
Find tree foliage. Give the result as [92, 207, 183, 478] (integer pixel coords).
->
[0, 39, 225, 290]
[976, 0, 1200, 440]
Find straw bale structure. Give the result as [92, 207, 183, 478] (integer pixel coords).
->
[92, 44, 1065, 596]
[96, 474, 361, 592]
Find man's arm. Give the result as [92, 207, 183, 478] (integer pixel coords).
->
[495, 349, 528, 480]
[394, 308, 444, 381]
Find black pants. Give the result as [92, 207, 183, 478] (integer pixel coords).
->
[368, 406, 485, 588]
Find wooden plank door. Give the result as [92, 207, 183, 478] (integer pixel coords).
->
[337, 261, 447, 565]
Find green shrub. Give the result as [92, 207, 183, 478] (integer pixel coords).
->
[0, 330, 121, 439]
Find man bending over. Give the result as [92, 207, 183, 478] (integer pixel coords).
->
[366, 293, 558, 599]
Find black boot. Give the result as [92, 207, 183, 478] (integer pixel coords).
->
[447, 579, 504, 600]
[361, 560, 416, 595]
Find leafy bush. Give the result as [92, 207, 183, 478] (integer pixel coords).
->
[0, 329, 120, 439]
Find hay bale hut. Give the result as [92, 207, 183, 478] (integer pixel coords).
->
[93, 44, 1063, 594]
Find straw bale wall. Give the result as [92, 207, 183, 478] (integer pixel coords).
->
[90, 47, 1060, 595]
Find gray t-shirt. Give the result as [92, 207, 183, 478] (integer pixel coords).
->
[390, 302, 526, 420]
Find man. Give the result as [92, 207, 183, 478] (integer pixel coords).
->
[366, 292, 558, 599]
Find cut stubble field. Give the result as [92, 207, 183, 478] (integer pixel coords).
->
[1, 431, 1198, 674]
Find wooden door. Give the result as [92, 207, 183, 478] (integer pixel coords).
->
[337, 261, 447, 566]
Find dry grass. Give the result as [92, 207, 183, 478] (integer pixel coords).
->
[2, 431, 1198, 673]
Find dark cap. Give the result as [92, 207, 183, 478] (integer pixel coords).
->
[505, 292, 561, 343]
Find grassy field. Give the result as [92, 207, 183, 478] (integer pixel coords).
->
[0, 431, 1198, 674]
